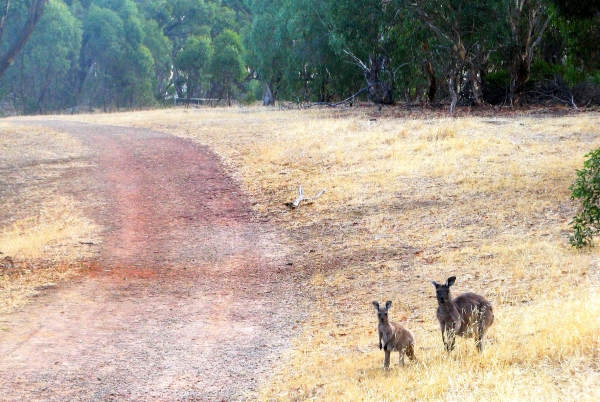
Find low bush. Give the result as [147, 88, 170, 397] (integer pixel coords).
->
[570, 148, 600, 248]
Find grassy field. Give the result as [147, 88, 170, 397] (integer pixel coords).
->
[6, 107, 600, 400]
[0, 122, 100, 313]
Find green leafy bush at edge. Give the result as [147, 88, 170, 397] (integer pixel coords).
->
[570, 148, 600, 248]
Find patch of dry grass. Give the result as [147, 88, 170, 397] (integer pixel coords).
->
[25, 107, 600, 400]
[259, 290, 600, 401]
[0, 261, 83, 314]
[0, 122, 100, 313]
[0, 196, 98, 259]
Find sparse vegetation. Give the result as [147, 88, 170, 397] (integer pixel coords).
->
[44, 107, 600, 401]
[0, 122, 100, 313]
[4, 108, 600, 400]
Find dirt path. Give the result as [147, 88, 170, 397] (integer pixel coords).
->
[0, 121, 301, 401]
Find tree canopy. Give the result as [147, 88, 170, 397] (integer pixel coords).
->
[0, 0, 599, 114]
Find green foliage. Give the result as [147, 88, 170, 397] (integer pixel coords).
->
[553, 0, 600, 19]
[176, 36, 213, 74]
[244, 0, 288, 91]
[210, 29, 245, 103]
[528, 59, 584, 85]
[213, 29, 243, 54]
[176, 35, 213, 98]
[0, 0, 82, 114]
[141, 18, 171, 99]
[3, 0, 600, 111]
[485, 70, 511, 88]
[79, 1, 157, 108]
[569, 148, 600, 248]
[561, 16, 600, 74]
[212, 45, 244, 82]
[238, 79, 260, 105]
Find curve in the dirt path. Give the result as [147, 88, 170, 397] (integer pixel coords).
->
[0, 121, 300, 401]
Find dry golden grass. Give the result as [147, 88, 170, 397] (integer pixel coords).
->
[258, 291, 600, 401]
[0, 122, 100, 313]
[17, 107, 600, 400]
[0, 196, 98, 259]
[0, 261, 84, 314]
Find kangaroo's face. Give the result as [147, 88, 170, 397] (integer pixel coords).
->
[431, 276, 456, 304]
[433, 284, 451, 304]
[377, 309, 389, 323]
[373, 301, 392, 323]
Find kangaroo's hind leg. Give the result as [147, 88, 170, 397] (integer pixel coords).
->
[406, 342, 417, 362]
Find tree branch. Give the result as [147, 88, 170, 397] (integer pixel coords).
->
[343, 49, 368, 73]
[0, 0, 48, 79]
[0, 0, 10, 46]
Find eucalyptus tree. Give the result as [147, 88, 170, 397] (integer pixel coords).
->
[77, 1, 155, 109]
[507, 0, 550, 105]
[1, 0, 80, 114]
[141, 18, 171, 100]
[137, 0, 243, 100]
[175, 35, 212, 100]
[552, 0, 600, 77]
[278, 0, 357, 103]
[209, 29, 244, 104]
[323, 0, 403, 104]
[0, 0, 49, 79]
[407, 0, 509, 110]
[246, 0, 422, 104]
[244, 0, 290, 104]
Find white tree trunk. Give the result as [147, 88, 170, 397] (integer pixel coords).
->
[263, 82, 273, 106]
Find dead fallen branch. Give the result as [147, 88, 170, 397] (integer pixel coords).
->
[285, 186, 326, 209]
[1, 256, 14, 270]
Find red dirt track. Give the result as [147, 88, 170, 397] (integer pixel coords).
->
[0, 121, 300, 401]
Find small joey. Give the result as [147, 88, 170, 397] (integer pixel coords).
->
[372, 300, 416, 368]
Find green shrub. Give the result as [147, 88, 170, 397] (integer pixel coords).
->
[530, 59, 560, 82]
[569, 148, 600, 248]
[483, 69, 510, 88]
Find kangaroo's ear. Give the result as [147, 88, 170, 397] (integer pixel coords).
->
[431, 280, 440, 288]
[446, 276, 456, 287]
[373, 301, 380, 311]
[385, 300, 392, 310]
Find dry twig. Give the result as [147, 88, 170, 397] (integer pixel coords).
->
[286, 186, 326, 209]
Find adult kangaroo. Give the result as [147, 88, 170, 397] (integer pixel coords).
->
[431, 276, 494, 353]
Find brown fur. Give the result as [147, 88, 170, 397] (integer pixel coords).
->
[372, 301, 417, 368]
[431, 276, 494, 353]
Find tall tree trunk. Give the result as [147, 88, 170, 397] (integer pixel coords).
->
[263, 82, 273, 106]
[0, 0, 48, 79]
[422, 42, 436, 104]
[470, 43, 489, 106]
[508, 0, 550, 105]
[425, 61, 437, 104]
[344, 50, 394, 105]
[364, 55, 394, 105]
[447, 75, 458, 113]
[216, 87, 224, 107]
[185, 78, 194, 106]
[0, 0, 10, 44]
[509, 45, 531, 105]
[173, 65, 184, 99]
[469, 66, 483, 106]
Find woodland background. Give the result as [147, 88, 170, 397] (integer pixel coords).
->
[0, 0, 599, 114]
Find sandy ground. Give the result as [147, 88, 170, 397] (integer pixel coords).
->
[0, 121, 303, 401]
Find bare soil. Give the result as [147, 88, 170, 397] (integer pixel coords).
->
[0, 121, 303, 401]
